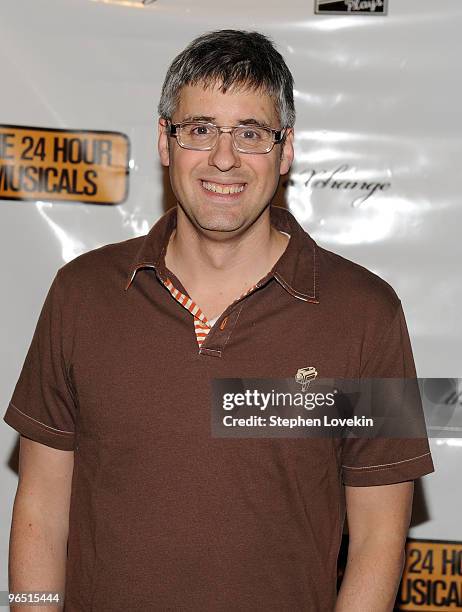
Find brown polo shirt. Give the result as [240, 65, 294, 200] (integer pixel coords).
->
[4, 205, 434, 611]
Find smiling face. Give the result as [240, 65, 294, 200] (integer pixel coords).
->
[158, 82, 294, 236]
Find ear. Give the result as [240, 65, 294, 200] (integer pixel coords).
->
[158, 118, 170, 167]
[279, 128, 294, 176]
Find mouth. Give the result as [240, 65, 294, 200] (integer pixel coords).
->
[200, 180, 246, 196]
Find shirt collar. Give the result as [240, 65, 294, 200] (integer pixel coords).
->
[125, 205, 319, 304]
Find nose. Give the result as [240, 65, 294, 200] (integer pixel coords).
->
[208, 131, 241, 172]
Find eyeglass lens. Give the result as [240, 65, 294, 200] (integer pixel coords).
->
[178, 123, 274, 152]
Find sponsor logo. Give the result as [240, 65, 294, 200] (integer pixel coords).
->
[396, 539, 462, 611]
[283, 163, 392, 208]
[90, 1, 157, 7]
[315, 0, 387, 15]
[0, 125, 129, 205]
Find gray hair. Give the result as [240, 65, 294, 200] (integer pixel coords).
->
[158, 30, 295, 128]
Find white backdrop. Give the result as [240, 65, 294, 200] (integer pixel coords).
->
[1, 0, 461, 594]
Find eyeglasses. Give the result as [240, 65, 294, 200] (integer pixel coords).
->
[167, 121, 285, 154]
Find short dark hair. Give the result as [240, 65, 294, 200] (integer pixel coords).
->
[158, 29, 295, 128]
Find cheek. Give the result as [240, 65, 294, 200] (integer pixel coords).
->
[169, 153, 194, 189]
[249, 156, 280, 189]
[168, 160, 189, 201]
[171, 150, 206, 181]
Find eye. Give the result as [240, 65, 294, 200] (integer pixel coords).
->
[189, 124, 213, 136]
[241, 129, 261, 140]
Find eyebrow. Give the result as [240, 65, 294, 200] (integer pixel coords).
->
[182, 115, 215, 123]
[180, 115, 270, 127]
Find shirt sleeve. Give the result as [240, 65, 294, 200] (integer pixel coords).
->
[341, 301, 434, 486]
[3, 271, 77, 450]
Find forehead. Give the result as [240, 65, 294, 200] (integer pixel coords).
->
[173, 82, 279, 125]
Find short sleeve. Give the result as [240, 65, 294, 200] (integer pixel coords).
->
[341, 301, 434, 486]
[3, 271, 77, 450]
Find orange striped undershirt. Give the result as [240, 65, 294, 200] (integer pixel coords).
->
[163, 277, 257, 348]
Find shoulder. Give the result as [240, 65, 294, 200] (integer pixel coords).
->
[315, 243, 401, 322]
[54, 234, 145, 293]
[313, 243, 414, 376]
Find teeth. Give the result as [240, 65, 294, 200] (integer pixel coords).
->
[202, 181, 245, 194]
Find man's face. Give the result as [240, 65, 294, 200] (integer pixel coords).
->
[158, 82, 294, 236]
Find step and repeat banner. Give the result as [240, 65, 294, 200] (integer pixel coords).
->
[1, 0, 461, 607]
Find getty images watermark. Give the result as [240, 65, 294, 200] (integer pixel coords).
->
[211, 378, 462, 439]
[220, 388, 371, 427]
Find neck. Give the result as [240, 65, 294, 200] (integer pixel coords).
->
[164, 205, 289, 297]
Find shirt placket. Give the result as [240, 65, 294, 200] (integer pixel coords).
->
[162, 277, 259, 350]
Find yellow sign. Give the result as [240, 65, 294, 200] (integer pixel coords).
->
[0, 125, 129, 204]
[396, 539, 462, 611]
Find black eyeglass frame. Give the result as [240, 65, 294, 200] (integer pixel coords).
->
[167, 121, 285, 154]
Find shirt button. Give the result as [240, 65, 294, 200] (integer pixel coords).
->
[220, 316, 228, 330]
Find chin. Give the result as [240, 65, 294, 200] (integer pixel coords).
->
[198, 220, 243, 234]
[190, 206, 241, 230]
[194, 213, 245, 234]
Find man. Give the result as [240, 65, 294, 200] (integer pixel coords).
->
[4, 30, 433, 611]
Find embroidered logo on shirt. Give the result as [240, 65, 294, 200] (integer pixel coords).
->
[295, 367, 318, 392]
